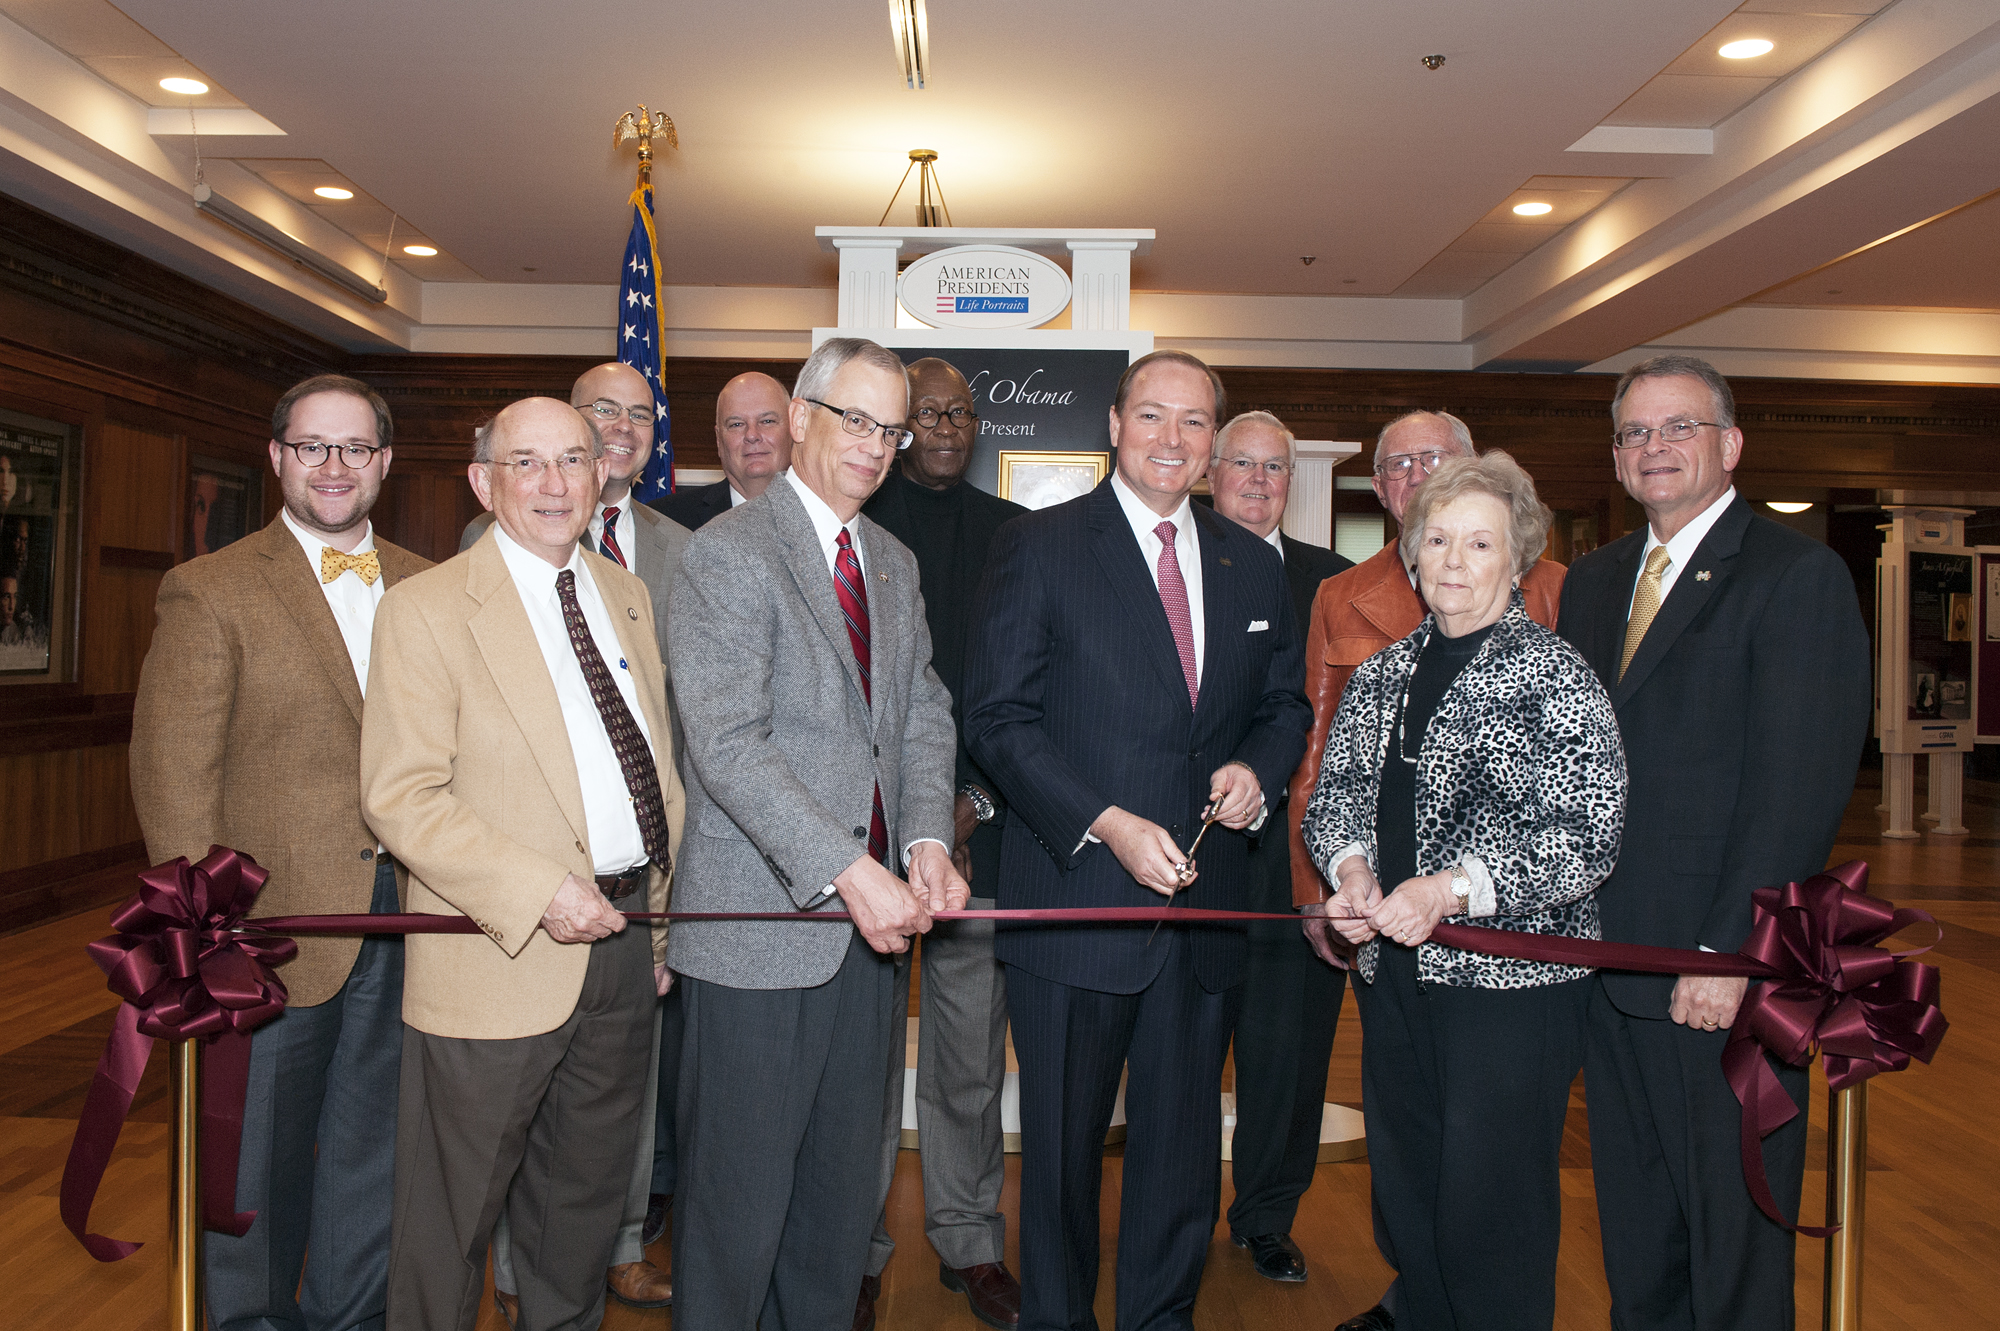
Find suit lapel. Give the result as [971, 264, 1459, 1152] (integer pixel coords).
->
[464, 539, 591, 848]
[1353, 548, 1424, 645]
[252, 519, 366, 725]
[1087, 483, 1190, 710]
[858, 519, 903, 741]
[1611, 499, 1749, 706]
[770, 480, 871, 708]
[1194, 508, 1238, 726]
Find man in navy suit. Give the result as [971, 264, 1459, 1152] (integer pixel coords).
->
[650, 371, 792, 530]
[1557, 354, 1869, 1331]
[963, 351, 1310, 1331]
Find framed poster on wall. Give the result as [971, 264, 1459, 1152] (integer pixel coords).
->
[184, 453, 262, 561]
[997, 451, 1108, 510]
[0, 405, 81, 681]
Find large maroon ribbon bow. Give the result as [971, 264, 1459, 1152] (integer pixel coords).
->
[59, 847, 294, 1261]
[1719, 860, 1947, 1234]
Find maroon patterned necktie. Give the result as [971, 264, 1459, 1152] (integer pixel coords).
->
[1153, 519, 1199, 707]
[833, 529, 889, 864]
[554, 568, 671, 870]
[598, 506, 628, 569]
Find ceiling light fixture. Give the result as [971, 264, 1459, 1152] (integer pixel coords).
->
[192, 183, 386, 303]
[1766, 501, 1813, 513]
[888, 0, 930, 90]
[313, 186, 354, 200]
[878, 149, 951, 227]
[1719, 38, 1774, 59]
[159, 76, 208, 95]
[1513, 201, 1553, 216]
[402, 244, 438, 256]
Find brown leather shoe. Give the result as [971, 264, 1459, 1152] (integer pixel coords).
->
[940, 1261, 1022, 1329]
[854, 1273, 881, 1331]
[492, 1289, 519, 1329]
[607, 1258, 674, 1308]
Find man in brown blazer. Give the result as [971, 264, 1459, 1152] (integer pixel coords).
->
[362, 396, 684, 1331]
[1286, 408, 1562, 1331]
[131, 373, 430, 1331]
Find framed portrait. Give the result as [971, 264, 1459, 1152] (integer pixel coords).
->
[0, 406, 80, 681]
[997, 450, 1108, 511]
[185, 454, 262, 561]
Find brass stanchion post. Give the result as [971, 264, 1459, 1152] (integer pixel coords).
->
[168, 1039, 202, 1331]
[1822, 1081, 1867, 1331]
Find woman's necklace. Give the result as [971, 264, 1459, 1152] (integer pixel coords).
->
[1394, 626, 1434, 765]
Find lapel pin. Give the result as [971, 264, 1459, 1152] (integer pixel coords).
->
[627, 607, 639, 619]
[878, 571, 888, 581]
[1219, 557, 1233, 567]
[1695, 570, 1711, 581]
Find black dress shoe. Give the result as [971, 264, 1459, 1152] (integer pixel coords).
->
[641, 1191, 669, 1247]
[940, 1260, 1021, 1328]
[1231, 1231, 1308, 1283]
[1336, 1304, 1395, 1331]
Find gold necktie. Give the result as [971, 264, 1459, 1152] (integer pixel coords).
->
[320, 547, 381, 586]
[1619, 546, 1671, 680]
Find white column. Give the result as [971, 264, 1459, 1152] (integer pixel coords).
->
[832, 237, 903, 328]
[1883, 753, 1919, 839]
[1282, 459, 1334, 549]
[1067, 240, 1137, 330]
[1929, 751, 1968, 835]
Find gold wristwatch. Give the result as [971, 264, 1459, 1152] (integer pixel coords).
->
[1448, 863, 1472, 916]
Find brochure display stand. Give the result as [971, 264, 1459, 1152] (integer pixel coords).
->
[1876, 508, 1976, 838]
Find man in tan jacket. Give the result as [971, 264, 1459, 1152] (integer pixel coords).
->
[362, 397, 683, 1331]
[1286, 409, 1563, 1331]
[131, 373, 430, 1331]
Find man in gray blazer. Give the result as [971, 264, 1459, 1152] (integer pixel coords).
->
[666, 336, 967, 1331]
[460, 360, 689, 1313]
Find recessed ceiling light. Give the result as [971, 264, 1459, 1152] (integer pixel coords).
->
[402, 244, 438, 257]
[159, 76, 209, 95]
[313, 186, 354, 200]
[1512, 201, 1554, 216]
[1766, 501, 1813, 514]
[1719, 38, 1774, 59]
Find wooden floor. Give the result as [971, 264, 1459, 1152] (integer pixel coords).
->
[3, 768, 1995, 1330]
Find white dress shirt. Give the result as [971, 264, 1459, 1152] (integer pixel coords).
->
[282, 508, 382, 695]
[1262, 527, 1285, 560]
[782, 469, 945, 890]
[1109, 471, 1206, 683]
[729, 485, 749, 508]
[491, 525, 651, 875]
[588, 499, 636, 566]
[1630, 486, 1736, 616]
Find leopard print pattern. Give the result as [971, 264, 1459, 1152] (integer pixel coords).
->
[1301, 593, 1626, 989]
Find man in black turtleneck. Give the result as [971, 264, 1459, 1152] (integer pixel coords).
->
[857, 357, 1027, 1330]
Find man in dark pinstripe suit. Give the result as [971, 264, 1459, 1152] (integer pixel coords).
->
[962, 351, 1310, 1331]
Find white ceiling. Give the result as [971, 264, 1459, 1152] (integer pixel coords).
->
[1, 0, 1997, 378]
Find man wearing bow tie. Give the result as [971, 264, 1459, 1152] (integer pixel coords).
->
[131, 374, 431, 1331]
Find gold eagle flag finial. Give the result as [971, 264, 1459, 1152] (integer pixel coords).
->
[614, 105, 678, 187]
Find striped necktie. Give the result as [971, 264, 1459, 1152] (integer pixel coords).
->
[598, 506, 628, 569]
[833, 529, 889, 864]
[1154, 520, 1199, 708]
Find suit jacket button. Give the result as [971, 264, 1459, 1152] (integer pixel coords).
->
[1188, 750, 1200, 761]
[360, 848, 374, 861]
[854, 826, 867, 838]
[873, 744, 880, 757]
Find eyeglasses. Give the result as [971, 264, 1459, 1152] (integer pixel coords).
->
[1212, 456, 1293, 479]
[281, 440, 384, 467]
[1372, 450, 1447, 480]
[1612, 419, 1719, 450]
[804, 399, 914, 450]
[912, 405, 976, 429]
[579, 399, 657, 428]
[490, 453, 596, 480]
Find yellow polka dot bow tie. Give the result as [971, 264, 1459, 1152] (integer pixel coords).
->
[319, 547, 381, 586]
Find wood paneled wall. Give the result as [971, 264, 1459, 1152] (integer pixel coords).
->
[4, 192, 1997, 929]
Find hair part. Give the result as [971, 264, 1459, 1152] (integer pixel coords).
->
[1375, 409, 1473, 461]
[1611, 353, 1736, 429]
[1214, 410, 1295, 464]
[1398, 449, 1552, 580]
[272, 374, 393, 449]
[471, 402, 604, 464]
[1113, 350, 1227, 424]
[794, 338, 910, 411]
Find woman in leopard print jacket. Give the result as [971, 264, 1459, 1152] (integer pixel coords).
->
[1300, 451, 1624, 1331]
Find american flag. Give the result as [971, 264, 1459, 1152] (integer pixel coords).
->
[620, 181, 674, 503]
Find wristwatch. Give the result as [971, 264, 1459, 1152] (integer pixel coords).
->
[958, 784, 997, 824]
[1448, 863, 1473, 916]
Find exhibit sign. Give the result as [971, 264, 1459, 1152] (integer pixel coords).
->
[898, 245, 1073, 330]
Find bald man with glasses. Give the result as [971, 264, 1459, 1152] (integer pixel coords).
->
[1286, 409, 1564, 1331]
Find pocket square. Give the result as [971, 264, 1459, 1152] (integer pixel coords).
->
[1248, 620, 1269, 632]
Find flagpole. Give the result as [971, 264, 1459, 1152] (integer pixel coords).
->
[613, 104, 678, 504]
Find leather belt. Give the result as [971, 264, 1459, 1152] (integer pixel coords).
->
[595, 864, 648, 901]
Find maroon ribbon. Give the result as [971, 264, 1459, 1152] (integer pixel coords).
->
[65, 853, 1944, 1259]
[60, 847, 293, 1261]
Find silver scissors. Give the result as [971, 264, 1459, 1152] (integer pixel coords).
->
[1149, 800, 1221, 944]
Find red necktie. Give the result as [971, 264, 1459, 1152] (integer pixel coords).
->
[599, 506, 628, 569]
[1154, 519, 1199, 708]
[833, 530, 889, 864]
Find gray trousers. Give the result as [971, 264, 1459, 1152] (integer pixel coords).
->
[674, 932, 900, 1331]
[492, 999, 663, 1293]
[866, 898, 1010, 1276]
[386, 924, 652, 1331]
[205, 859, 403, 1331]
